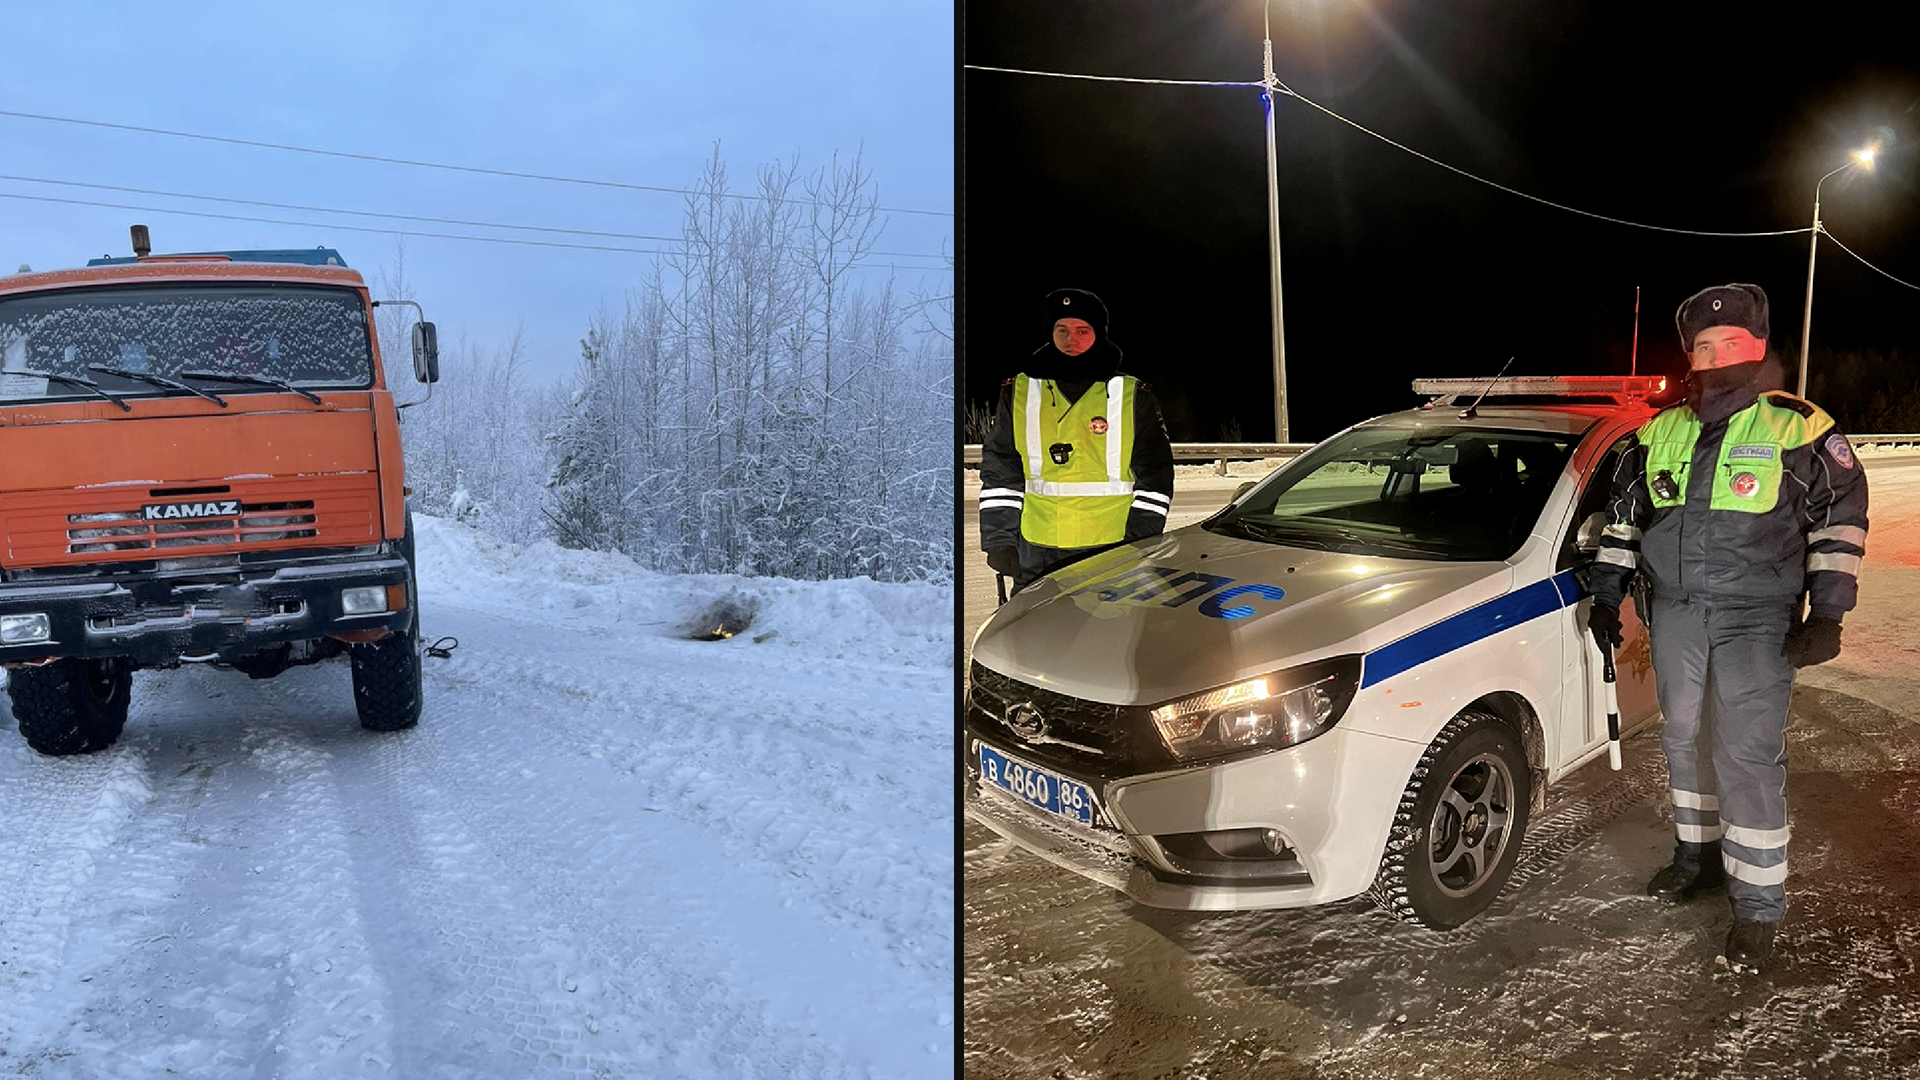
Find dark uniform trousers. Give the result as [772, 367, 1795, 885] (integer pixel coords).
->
[1648, 594, 1795, 922]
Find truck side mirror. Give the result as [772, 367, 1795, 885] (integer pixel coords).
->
[410, 322, 440, 384]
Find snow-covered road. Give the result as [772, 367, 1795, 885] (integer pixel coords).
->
[0, 517, 954, 1078]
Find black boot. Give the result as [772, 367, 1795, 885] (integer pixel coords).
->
[1723, 918, 1778, 972]
[1645, 857, 1725, 903]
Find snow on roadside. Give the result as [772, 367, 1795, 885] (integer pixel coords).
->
[414, 515, 953, 671]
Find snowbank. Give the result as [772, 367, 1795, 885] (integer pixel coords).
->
[413, 514, 953, 670]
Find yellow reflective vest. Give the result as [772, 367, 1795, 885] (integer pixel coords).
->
[1010, 374, 1138, 549]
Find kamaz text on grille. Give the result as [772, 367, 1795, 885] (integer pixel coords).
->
[142, 500, 242, 521]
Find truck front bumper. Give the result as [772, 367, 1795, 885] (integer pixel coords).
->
[0, 556, 411, 666]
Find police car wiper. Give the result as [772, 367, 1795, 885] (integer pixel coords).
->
[86, 365, 229, 407]
[10, 369, 132, 411]
[178, 369, 325, 405]
[1214, 518, 1339, 550]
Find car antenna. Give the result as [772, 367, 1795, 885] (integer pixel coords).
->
[1630, 285, 1641, 377]
[1459, 356, 1516, 419]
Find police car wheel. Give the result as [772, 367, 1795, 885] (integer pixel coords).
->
[8, 656, 134, 756]
[1371, 710, 1532, 930]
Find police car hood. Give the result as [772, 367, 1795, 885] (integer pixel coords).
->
[972, 527, 1510, 707]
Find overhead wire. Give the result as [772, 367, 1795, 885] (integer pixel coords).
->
[0, 108, 953, 220]
[964, 62, 1814, 239]
[0, 192, 941, 270]
[1820, 228, 1920, 291]
[0, 173, 950, 263]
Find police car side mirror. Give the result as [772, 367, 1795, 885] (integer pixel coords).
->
[1575, 510, 1607, 554]
[411, 322, 440, 384]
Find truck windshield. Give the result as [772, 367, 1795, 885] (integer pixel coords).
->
[0, 284, 374, 404]
[1208, 424, 1581, 562]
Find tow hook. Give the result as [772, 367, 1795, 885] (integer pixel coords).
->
[424, 636, 458, 660]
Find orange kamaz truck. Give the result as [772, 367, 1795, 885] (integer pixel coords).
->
[0, 229, 440, 755]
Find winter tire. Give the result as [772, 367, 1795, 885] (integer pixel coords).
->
[352, 515, 422, 732]
[8, 657, 134, 756]
[1372, 710, 1532, 930]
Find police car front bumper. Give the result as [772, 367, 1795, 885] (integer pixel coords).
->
[0, 554, 412, 666]
[964, 722, 1425, 911]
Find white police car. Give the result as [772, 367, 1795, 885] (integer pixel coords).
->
[964, 376, 1671, 929]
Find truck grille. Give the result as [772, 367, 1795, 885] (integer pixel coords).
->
[1, 474, 380, 569]
[966, 662, 1174, 780]
[69, 501, 319, 554]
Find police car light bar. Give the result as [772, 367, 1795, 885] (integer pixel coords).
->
[1412, 375, 1668, 404]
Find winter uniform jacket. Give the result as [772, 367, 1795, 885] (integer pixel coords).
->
[979, 347, 1175, 576]
[1590, 378, 1868, 621]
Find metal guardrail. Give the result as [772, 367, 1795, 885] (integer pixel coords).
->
[961, 442, 1315, 468]
[963, 435, 1920, 468]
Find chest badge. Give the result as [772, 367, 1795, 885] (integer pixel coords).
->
[1731, 472, 1760, 498]
[1088, 416, 1109, 435]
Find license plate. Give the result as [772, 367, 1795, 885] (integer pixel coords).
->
[978, 744, 1099, 826]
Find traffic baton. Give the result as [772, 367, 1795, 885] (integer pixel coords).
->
[1601, 636, 1622, 771]
[996, 573, 1009, 606]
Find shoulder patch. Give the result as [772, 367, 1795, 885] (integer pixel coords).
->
[1825, 432, 1856, 469]
[1762, 390, 1816, 418]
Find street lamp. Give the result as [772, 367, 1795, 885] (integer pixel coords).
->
[1262, 0, 1290, 443]
[1796, 146, 1876, 397]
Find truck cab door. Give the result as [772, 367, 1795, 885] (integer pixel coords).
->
[1552, 435, 1659, 771]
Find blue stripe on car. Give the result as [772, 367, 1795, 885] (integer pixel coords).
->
[1359, 569, 1584, 689]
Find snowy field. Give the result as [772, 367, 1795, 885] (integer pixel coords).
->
[0, 516, 954, 1078]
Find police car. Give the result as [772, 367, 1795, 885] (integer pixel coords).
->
[964, 376, 1671, 930]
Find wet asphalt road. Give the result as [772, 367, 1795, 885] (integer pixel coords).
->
[962, 457, 1920, 1080]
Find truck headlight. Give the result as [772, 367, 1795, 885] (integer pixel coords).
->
[340, 586, 389, 615]
[1, 613, 53, 645]
[1149, 655, 1362, 762]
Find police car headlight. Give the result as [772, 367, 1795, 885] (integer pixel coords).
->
[1149, 655, 1361, 762]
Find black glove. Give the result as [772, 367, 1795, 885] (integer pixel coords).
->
[985, 546, 1020, 578]
[1588, 603, 1623, 649]
[1783, 615, 1843, 668]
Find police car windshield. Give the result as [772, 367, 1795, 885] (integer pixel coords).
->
[1211, 425, 1577, 562]
[0, 283, 374, 404]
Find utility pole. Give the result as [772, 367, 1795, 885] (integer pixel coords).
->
[1263, 14, 1289, 442]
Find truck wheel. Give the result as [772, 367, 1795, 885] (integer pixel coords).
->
[7, 657, 134, 756]
[350, 619, 421, 731]
[352, 530, 422, 733]
[1372, 710, 1532, 930]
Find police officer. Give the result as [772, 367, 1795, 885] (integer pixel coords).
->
[1589, 283, 1868, 972]
[979, 289, 1175, 592]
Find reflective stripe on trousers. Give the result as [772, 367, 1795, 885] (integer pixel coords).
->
[1647, 592, 1796, 922]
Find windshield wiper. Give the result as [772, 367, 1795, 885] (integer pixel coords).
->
[8, 369, 131, 411]
[1211, 518, 1338, 550]
[87, 365, 228, 407]
[178, 369, 324, 405]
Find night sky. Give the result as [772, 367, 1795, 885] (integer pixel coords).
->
[961, 2, 1920, 442]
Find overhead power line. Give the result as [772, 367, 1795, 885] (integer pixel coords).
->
[962, 64, 1262, 88]
[0, 173, 950, 264]
[0, 191, 942, 271]
[1822, 228, 1920, 291]
[0, 108, 953, 220]
[964, 63, 1813, 239]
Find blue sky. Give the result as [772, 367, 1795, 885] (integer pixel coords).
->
[1, 1, 953, 383]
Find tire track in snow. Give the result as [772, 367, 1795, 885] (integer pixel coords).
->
[0, 725, 154, 1058]
[376, 666, 916, 1077]
[425, 601, 950, 955]
[3, 689, 400, 1078]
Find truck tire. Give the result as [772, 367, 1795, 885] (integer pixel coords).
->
[8, 657, 134, 756]
[352, 516, 422, 732]
[1371, 710, 1532, 930]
